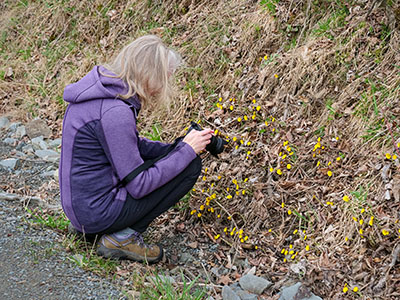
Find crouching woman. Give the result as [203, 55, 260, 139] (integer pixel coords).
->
[59, 35, 213, 263]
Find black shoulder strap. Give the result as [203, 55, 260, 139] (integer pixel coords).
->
[120, 159, 158, 186]
[120, 137, 183, 186]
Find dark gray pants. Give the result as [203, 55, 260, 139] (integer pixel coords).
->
[102, 156, 202, 234]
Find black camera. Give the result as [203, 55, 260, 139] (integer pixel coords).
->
[187, 121, 228, 157]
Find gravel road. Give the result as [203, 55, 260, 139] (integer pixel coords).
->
[0, 198, 126, 300]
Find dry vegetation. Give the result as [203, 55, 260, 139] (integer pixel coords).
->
[1, 0, 400, 299]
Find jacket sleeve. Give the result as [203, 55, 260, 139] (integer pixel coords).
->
[100, 106, 197, 199]
[138, 137, 172, 160]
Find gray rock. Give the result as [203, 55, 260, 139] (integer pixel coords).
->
[0, 158, 19, 170]
[236, 289, 258, 300]
[22, 144, 34, 154]
[0, 116, 10, 129]
[35, 149, 60, 162]
[15, 125, 26, 138]
[31, 136, 48, 150]
[41, 171, 56, 178]
[239, 274, 272, 295]
[48, 138, 62, 148]
[7, 122, 21, 133]
[222, 285, 241, 300]
[148, 275, 176, 285]
[14, 151, 26, 158]
[385, 190, 391, 200]
[0, 192, 21, 201]
[3, 137, 16, 145]
[279, 282, 322, 300]
[25, 119, 52, 139]
[179, 252, 194, 264]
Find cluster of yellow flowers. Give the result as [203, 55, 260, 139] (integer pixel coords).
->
[343, 283, 359, 294]
[190, 169, 258, 247]
[312, 136, 342, 177]
[236, 99, 263, 123]
[342, 194, 396, 240]
[385, 152, 398, 160]
[269, 140, 295, 176]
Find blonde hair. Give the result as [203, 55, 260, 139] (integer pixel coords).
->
[104, 35, 182, 107]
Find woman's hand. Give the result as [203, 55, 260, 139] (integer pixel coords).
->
[183, 128, 214, 154]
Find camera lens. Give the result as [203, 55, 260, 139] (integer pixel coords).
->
[206, 135, 228, 157]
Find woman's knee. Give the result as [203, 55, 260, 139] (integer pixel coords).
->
[187, 156, 202, 179]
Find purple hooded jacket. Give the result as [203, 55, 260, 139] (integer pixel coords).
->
[59, 66, 196, 233]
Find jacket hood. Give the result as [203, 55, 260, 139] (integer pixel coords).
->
[63, 65, 141, 110]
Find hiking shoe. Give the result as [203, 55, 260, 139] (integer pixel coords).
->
[96, 232, 163, 264]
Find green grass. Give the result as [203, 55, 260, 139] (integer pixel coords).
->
[143, 123, 163, 141]
[260, 0, 280, 16]
[25, 207, 70, 231]
[140, 271, 207, 300]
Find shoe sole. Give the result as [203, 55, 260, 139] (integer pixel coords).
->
[96, 244, 164, 264]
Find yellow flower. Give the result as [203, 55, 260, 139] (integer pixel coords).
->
[281, 202, 285, 208]
[277, 169, 282, 175]
[328, 161, 332, 166]
[264, 55, 268, 60]
[293, 229, 298, 234]
[242, 190, 246, 195]
[244, 115, 248, 121]
[359, 219, 364, 225]
[223, 227, 227, 232]
[197, 213, 202, 217]
[227, 216, 232, 220]
[281, 248, 285, 254]
[305, 245, 310, 251]
[244, 236, 248, 241]
[233, 137, 237, 142]
[274, 74, 279, 78]
[256, 106, 261, 111]
[345, 236, 349, 241]
[287, 164, 292, 170]
[229, 105, 234, 111]
[393, 154, 398, 160]
[382, 229, 389, 236]
[343, 195, 349, 202]
[327, 171, 333, 177]
[398, 142, 400, 148]
[214, 234, 220, 240]
[369, 216, 374, 226]
[353, 287, 358, 292]
[190, 210, 196, 215]
[317, 161, 321, 167]
[353, 217, 358, 222]
[336, 157, 341, 161]
[386, 153, 391, 159]
[265, 121, 269, 126]
[200, 205, 204, 210]
[237, 117, 242, 122]
[343, 286, 348, 293]
[359, 229, 363, 234]
[288, 210, 292, 215]
[252, 99, 256, 104]
[247, 141, 251, 146]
